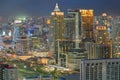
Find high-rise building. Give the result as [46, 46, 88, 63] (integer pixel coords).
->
[95, 13, 112, 58]
[80, 9, 94, 40]
[16, 37, 29, 54]
[0, 62, 18, 80]
[84, 42, 97, 59]
[80, 59, 120, 80]
[95, 26, 112, 58]
[112, 16, 120, 58]
[64, 9, 87, 69]
[51, 3, 64, 64]
[79, 9, 97, 60]
[13, 25, 20, 43]
[51, 3, 64, 40]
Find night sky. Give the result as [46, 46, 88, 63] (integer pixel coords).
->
[0, 0, 120, 16]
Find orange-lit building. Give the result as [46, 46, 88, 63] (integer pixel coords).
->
[80, 9, 94, 40]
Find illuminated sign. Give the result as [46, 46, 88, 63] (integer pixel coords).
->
[96, 26, 107, 30]
[14, 20, 22, 23]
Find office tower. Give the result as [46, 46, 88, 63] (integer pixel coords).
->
[51, 3, 64, 64]
[51, 3, 64, 40]
[79, 9, 97, 59]
[64, 9, 87, 69]
[95, 13, 112, 58]
[58, 15, 76, 67]
[112, 16, 120, 58]
[80, 59, 120, 80]
[13, 25, 20, 43]
[16, 37, 29, 54]
[84, 42, 97, 59]
[95, 26, 112, 58]
[64, 14, 75, 40]
[13, 19, 22, 49]
[80, 9, 94, 40]
[0, 62, 18, 80]
[13, 17, 29, 54]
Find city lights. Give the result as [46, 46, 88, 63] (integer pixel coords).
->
[0, 1, 120, 80]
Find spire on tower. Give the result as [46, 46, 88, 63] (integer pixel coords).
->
[54, 3, 60, 12]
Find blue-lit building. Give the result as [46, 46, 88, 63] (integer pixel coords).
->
[13, 25, 20, 43]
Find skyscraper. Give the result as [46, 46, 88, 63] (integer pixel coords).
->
[112, 16, 120, 58]
[65, 9, 87, 69]
[51, 3, 64, 64]
[80, 9, 94, 40]
[51, 3, 64, 40]
[79, 9, 97, 59]
[95, 13, 112, 58]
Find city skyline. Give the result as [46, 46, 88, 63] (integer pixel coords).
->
[0, 1, 120, 80]
[0, 0, 120, 16]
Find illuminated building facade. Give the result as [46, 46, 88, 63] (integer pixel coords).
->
[13, 16, 29, 54]
[51, 3, 64, 40]
[51, 3, 64, 64]
[95, 26, 112, 58]
[64, 10, 87, 69]
[58, 9, 95, 69]
[112, 16, 120, 58]
[13, 18, 25, 49]
[80, 9, 94, 40]
[58, 12, 76, 67]
[80, 59, 120, 80]
[16, 37, 29, 54]
[80, 9, 97, 60]
[95, 13, 112, 58]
